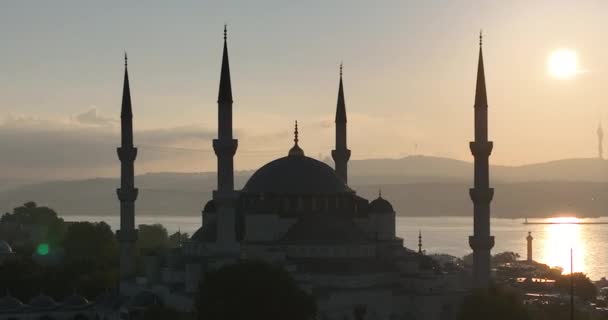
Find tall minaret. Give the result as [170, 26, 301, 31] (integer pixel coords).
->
[468, 32, 495, 288]
[116, 53, 138, 284]
[331, 63, 351, 184]
[526, 232, 533, 262]
[213, 26, 239, 247]
[598, 122, 604, 160]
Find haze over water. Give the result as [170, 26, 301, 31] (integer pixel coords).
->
[65, 214, 608, 280]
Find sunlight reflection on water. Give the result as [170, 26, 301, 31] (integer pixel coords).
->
[537, 217, 586, 274]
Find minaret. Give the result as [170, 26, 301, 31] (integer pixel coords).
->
[214, 25, 238, 192]
[331, 63, 351, 184]
[116, 53, 138, 284]
[213, 25, 239, 248]
[468, 32, 495, 288]
[598, 122, 604, 160]
[526, 232, 533, 262]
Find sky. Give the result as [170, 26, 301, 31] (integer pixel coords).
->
[0, 0, 607, 182]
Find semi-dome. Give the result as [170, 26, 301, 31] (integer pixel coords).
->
[369, 195, 394, 213]
[243, 155, 350, 194]
[190, 223, 217, 242]
[29, 293, 57, 309]
[0, 295, 23, 310]
[0, 240, 13, 254]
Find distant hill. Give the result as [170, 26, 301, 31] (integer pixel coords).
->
[349, 156, 608, 184]
[0, 156, 605, 218]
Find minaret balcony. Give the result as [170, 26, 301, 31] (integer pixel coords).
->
[331, 149, 351, 161]
[468, 235, 495, 250]
[213, 139, 238, 156]
[117, 188, 139, 201]
[469, 141, 493, 156]
[117, 147, 138, 161]
[469, 188, 494, 203]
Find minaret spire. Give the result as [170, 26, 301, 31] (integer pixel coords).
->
[116, 54, 139, 287]
[218, 24, 233, 105]
[213, 25, 239, 249]
[214, 24, 237, 191]
[332, 63, 351, 183]
[469, 32, 495, 288]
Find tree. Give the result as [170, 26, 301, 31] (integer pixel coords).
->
[168, 231, 189, 248]
[492, 252, 520, 265]
[458, 285, 531, 320]
[1, 202, 66, 245]
[61, 221, 119, 297]
[196, 260, 316, 320]
[138, 224, 169, 251]
[555, 272, 597, 301]
[63, 221, 118, 263]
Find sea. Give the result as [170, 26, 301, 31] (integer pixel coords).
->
[63, 215, 608, 281]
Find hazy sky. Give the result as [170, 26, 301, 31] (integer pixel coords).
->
[1, 0, 607, 181]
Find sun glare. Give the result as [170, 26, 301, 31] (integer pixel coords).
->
[547, 216, 581, 224]
[548, 49, 579, 79]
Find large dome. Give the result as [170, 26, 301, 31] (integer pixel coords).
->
[242, 155, 351, 194]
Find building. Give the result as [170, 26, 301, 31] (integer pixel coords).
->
[118, 27, 480, 320]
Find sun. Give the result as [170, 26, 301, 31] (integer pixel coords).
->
[548, 49, 579, 79]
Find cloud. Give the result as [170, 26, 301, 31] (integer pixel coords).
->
[0, 111, 222, 181]
[73, 107, 117, 127]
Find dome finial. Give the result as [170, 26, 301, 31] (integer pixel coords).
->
[294, 120, 299, 145]
[288, 120, 304, 156]
[224, 24, 227, 41]
[124, 51, 128, 67]
[340, 62, 343, 78]
[479, 29, 483, 46]
[418, 230, 423, 254]
[378, 189, 382, 198]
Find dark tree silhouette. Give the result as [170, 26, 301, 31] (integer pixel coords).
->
[492, 251, 520, 265]
[196, 260, 316, 320]
[1, 201, 66, 245]
[63, 221, 118, 263]
[555, 272, 597, 301]
[137, 224, 169, 250]
[458, 285, 531, 320]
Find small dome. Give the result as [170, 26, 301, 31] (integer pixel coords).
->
[63, 293, 89, 307]
[243, 156, 350, 194]
[203, 200, 216, 213]
[369, 196, 394, 213]
[0, 295, 23, 310]
[0, 240, 13, 254]
[29, 293, 57, 309]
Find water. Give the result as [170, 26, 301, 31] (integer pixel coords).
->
[64, 215, 608, 280]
